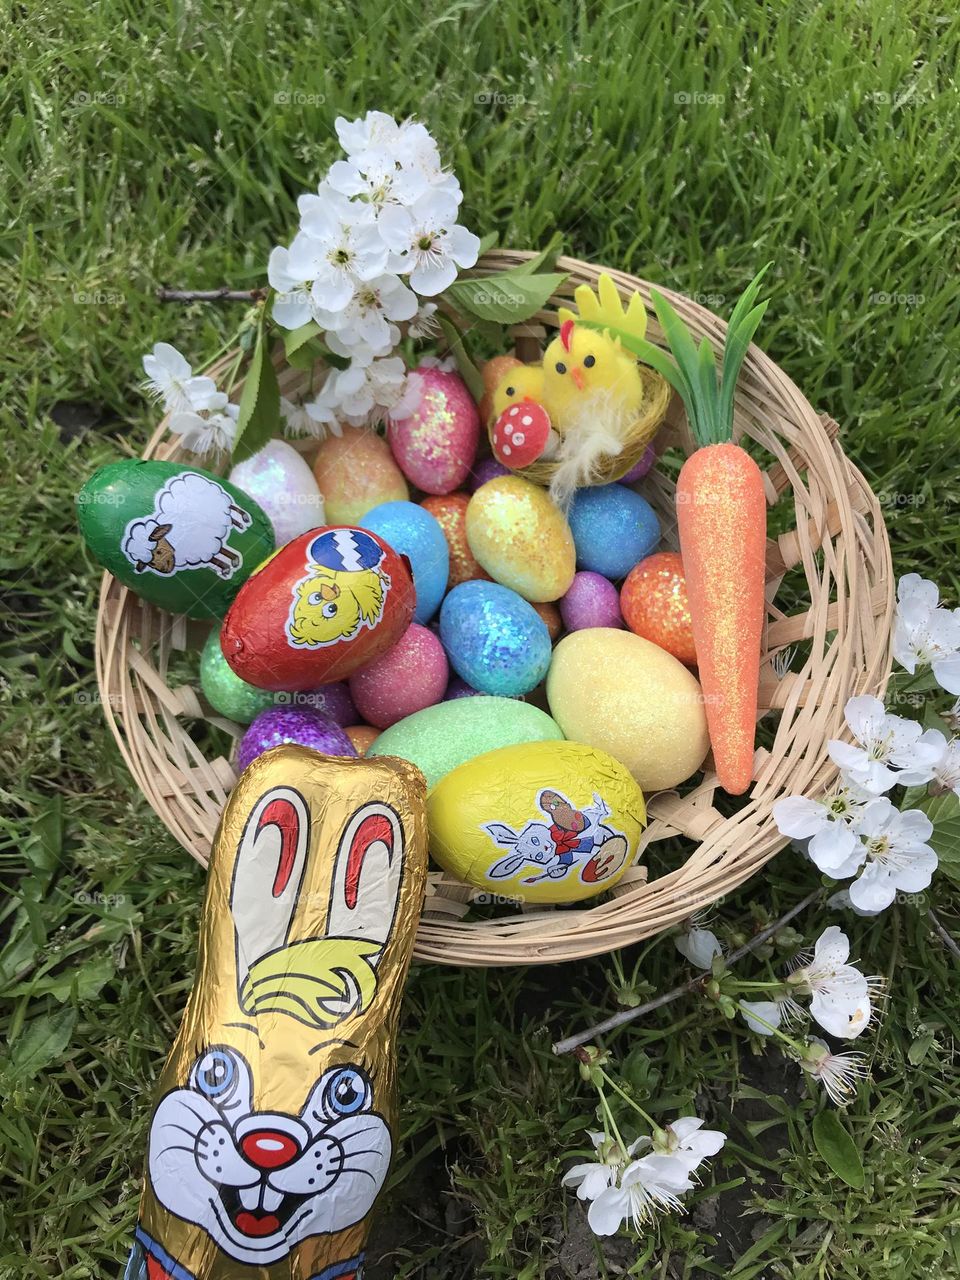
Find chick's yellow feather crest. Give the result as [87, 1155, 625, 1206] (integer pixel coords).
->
[557, 272, 648, 343]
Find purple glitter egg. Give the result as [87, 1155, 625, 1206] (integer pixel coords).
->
[236, 707, 358, 772]
[445, 676, 482, 700]
[560, 571, 623, 632]
[292, 681, 357, 726]
[620, 445, 657, 484]
[468, 457, 510, 492]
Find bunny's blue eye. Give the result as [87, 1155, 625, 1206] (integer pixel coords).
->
[193, 1048, 238, 1100]
[322, 1066, 371, 1118]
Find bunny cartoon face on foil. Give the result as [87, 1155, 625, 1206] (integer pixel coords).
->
[127, 747, 427, 1280]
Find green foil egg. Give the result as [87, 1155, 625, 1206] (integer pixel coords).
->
[199, 628, 276, 724]
[368, 695, 563, 790]
[76, 460, 275, 619]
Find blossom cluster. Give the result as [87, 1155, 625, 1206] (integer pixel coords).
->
[562, 1117, 726, 1236]
[267, 112, 479, 430]
[773, 574, 959, 915]
[142, 343, 239, 458]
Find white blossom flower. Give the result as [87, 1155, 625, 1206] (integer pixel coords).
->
[800, 1038, 869, 1106]
[378, 190, 480, 295]
[739, 999, 784, 1035]
[306, 356, 416, 429]
[407, 300, 440, 338]
[561, 1130, 646, 1203]
[294, 191, 390, 313]
[268, 232, 328, 330]
[825, 888, 884, 918]
[828, 694, 942, 794]
[847, 799, 938, 913]
[315, 273, 417, 350]
[923, 730, 960, 798]
[787, 926, 875, 1039]
[170, 400, 239, 460]
[649, 1117, 726, 1173]
[674, 927, 722, 970]
[894, 574, 960, 694]
[773, 783, 872, 877]
[587, 1154, 694, 1235]
[279, 395, 327, 439]
[141, 343, 219, 415]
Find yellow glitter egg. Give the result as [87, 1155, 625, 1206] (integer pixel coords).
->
[465, 476, 575, 603]
[312, 428, 408, 525]
[428, 740, 646, 904]
[546, 629, 710, 790]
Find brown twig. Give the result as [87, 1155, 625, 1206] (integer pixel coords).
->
[551, 886, 822, 1055]
[156, 286, 267, 303]
[928, 908, 960, 963]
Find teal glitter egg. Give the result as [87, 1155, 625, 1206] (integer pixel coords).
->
[199, 628, 276, 723]
[440, 581, 551, 696]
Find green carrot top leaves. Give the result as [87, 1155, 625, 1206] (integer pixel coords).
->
[577, 265, 771, 448]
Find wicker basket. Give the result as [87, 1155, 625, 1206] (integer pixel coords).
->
[94, 250, 893, 967]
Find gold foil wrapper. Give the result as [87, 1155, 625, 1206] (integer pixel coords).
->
[126, 745, 427, 1280]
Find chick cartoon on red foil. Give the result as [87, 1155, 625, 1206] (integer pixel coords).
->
[484, 788, 628, 886]
[286, 529, 391, 649]
[126, 747, 427, 1280]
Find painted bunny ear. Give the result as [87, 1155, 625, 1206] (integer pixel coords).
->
[489, 854, 524, 879]
[230, 786, 310, 984]
[327, 803, 404, 949]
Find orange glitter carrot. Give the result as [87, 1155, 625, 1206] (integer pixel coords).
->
[580, 269, 771, 794]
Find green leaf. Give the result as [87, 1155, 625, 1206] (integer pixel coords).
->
[445, 270, 568, 324]
[232, 328, 281, 465]
[717, 299, 768, 441]
[436, 314, 484, 403]
[913, 790, 960, 882]
[282, 319, 322, 360]
[504, 233, 562, 277]
[8, 1007, 77, 1081]
[651, 288, 707, 436]
[696, 337, 721, 443]
[477, 230, 499, 255]
[812, 1110, 865, 1189]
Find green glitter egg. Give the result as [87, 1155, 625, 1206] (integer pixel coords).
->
[368, 695, 563, 790]
[199, 628, 276, 724]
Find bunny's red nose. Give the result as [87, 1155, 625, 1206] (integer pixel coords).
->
[240, 1129, 301, 1169]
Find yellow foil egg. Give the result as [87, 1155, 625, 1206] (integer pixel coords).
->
[465, 476, 576, 603]
[428, 740, 645, 904]
[547, 629, 711, 791]
[312, 428, 409, 525]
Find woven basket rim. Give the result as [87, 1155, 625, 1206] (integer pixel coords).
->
[94, 250, 894, 967]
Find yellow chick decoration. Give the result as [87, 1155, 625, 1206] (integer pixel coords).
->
[487, 275, 669, 507]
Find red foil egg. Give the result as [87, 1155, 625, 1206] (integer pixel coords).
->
[221, 527, 416, 691]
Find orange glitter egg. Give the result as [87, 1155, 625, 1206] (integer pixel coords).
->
[420, 493, 491, 589]
[620, 552, 696, 666]
[531, 600, 563, 642]
[345, 724, 380, 755]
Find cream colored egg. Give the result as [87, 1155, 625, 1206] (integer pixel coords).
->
[466, 475, 575, 603]
[546, 628, 710, 790]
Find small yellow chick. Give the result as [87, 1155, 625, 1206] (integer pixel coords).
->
[486, 276, 652, 507]
[489, 362, 546, 421]
[541, 319, 645, 505]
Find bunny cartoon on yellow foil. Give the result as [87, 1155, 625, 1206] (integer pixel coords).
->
[124, 745, 428, 1280]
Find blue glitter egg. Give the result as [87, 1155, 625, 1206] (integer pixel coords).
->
[568, 484, 661, 579]
[440, 581, 551, 696]
[361, 500, 449, 624]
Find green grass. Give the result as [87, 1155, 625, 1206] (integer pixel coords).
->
[3, 1, 960, 1276]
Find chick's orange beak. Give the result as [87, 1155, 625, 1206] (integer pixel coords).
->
[319, 582, 340, 600]
[570, 367, 586, 391]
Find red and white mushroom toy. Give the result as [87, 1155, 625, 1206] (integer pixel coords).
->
[491, 400, 553, 469]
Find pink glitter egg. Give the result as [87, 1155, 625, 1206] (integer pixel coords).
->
[387, 367, 480, 495]
[349, 623, 449, 729]
[560, 571, 623, 632]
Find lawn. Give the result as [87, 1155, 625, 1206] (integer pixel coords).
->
[3, 1, 960, 1276]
